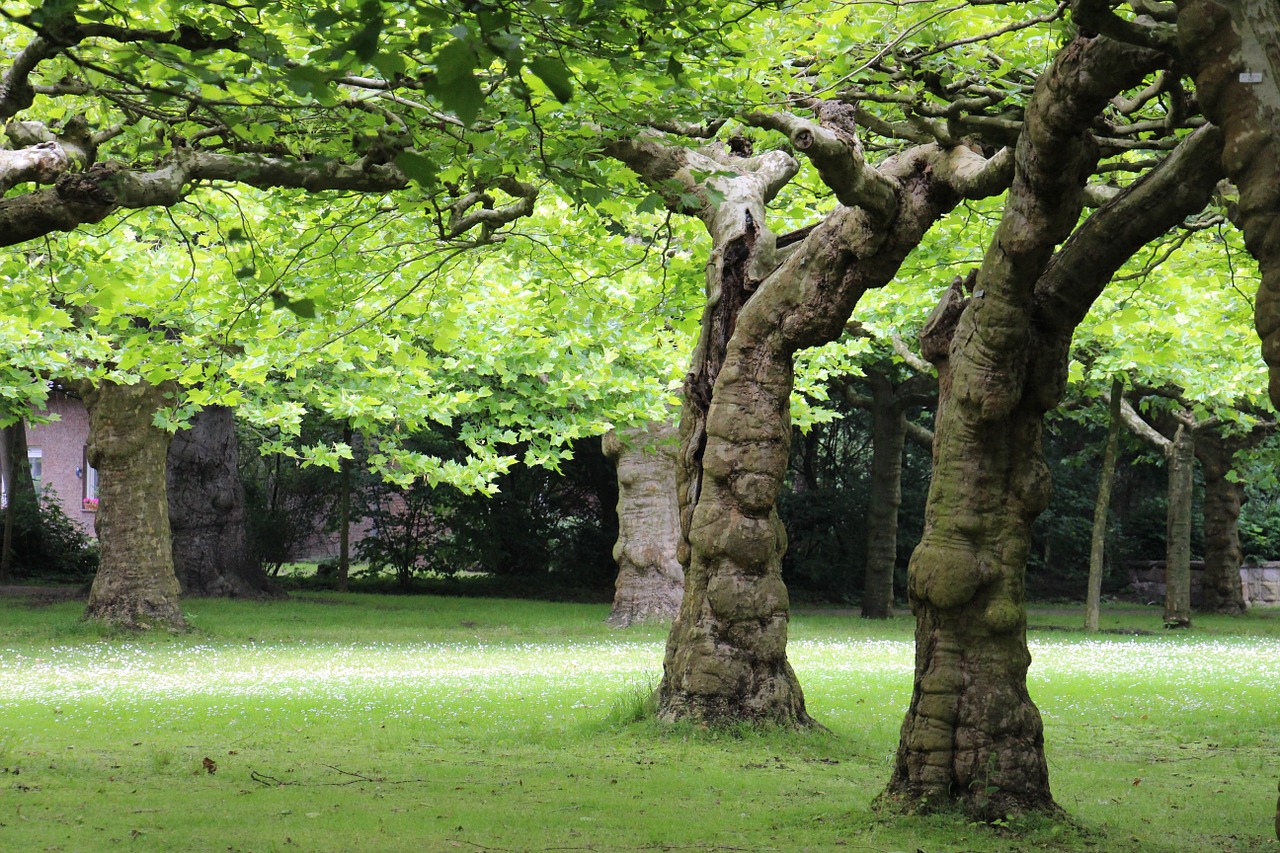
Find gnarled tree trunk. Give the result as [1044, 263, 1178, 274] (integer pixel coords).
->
[167, 406, 277, 599]
[884, 34, 1222, 815]
[603, 420, 683, 627]
[610, 115, 1009, 728]
[80, 379, 185, 630]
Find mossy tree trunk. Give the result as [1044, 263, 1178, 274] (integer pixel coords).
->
[1177, 0, 1280, 409]
[167, 406, 277, 599]
[79, 379, 185, 630]
[884, 31, 1223, 815]
[609, 114, 1011, 727]
[1085, 377, 1124, 632]
[602, 420, 683, 627]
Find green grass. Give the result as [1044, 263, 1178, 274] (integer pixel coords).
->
[1, 593, 1278, 852]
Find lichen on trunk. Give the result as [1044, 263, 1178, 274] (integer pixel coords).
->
[80, 379, 185, 631]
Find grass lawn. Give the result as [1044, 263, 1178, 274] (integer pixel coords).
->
[1, 593, 1277, 852]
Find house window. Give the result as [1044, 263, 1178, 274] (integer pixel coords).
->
[27, 447, 42, 490]
[82, 447, 99, 511]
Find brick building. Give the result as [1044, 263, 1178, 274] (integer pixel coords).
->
[5, 388, 98, 536]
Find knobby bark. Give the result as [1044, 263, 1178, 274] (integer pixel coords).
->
[885, 32, 1221, 816]
[602, 421, 683, 627]
[167, 406, 277, 599]
[79, 379, 185, 630]
[610, 120, 1011, 727]
[1085, 378, 1124, 632]
[1177, 0, 1280, 408]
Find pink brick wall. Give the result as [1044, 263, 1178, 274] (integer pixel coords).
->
[25, 389, 96, 536]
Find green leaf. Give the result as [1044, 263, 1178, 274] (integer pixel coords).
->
[394, 152, 438, 187]
[526, 56, 574, 103]
[435, 39, 484, 126]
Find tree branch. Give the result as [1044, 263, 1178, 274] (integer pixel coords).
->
[744, 108, 897, 221]
[0, 149, 411, 247]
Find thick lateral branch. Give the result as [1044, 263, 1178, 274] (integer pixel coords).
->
[0, 149, 410, 247]
[1034, 124, 1224, 333]
[0, 140, 68, 193]
[745, 110, 897, 221]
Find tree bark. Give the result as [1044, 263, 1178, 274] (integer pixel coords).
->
[1, 421, 38, 582]
[337, 423, 353, 592]
[1163, 422, 1195, 628]
[885, 36, 1215, 818]
[602, 421, 683, 627]
[1195, 427, 1259, 615]
[863, 370, 908, 619]
[607, 122, 1009, 727]
[80, 379, 185, 630]
[1177, 0, 1280, 409]
[1085, 378, 1124, 632]
[167, 406, 277, 599]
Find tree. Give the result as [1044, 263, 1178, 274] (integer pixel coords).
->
[603, 419, 683, 627]
[834, 335, 936, 619]
[75, 377, 184, 629]
[1085, 376, 1124, 632]
[1174, 0, 1280, 409]
[0, 420, 38, 582]
[1114, 393, 1211, 628]
[1195, 420, 1274, 613]
[167, 406, 277, 598]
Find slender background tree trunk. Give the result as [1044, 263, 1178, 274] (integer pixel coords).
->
[1086, 378, 1123, 631]
[1164, 423, 1195, 628]
[863, 372, 907, 619]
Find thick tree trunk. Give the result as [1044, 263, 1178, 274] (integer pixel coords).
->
[1177, 0, 1280, 408]
[603, 421, 683, 627]
[1196, 430, 1248, 615]
[81, 380, 186, 630]
[885, 35, 1210, 818]
[167, 406, 277, 599]
[863, 372, 907, 619]
[1, 421, 38, 581]
[1163, 424, 1195, 629]
[1085, 378, 1124, 631]
[659, 199, 815, 726]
